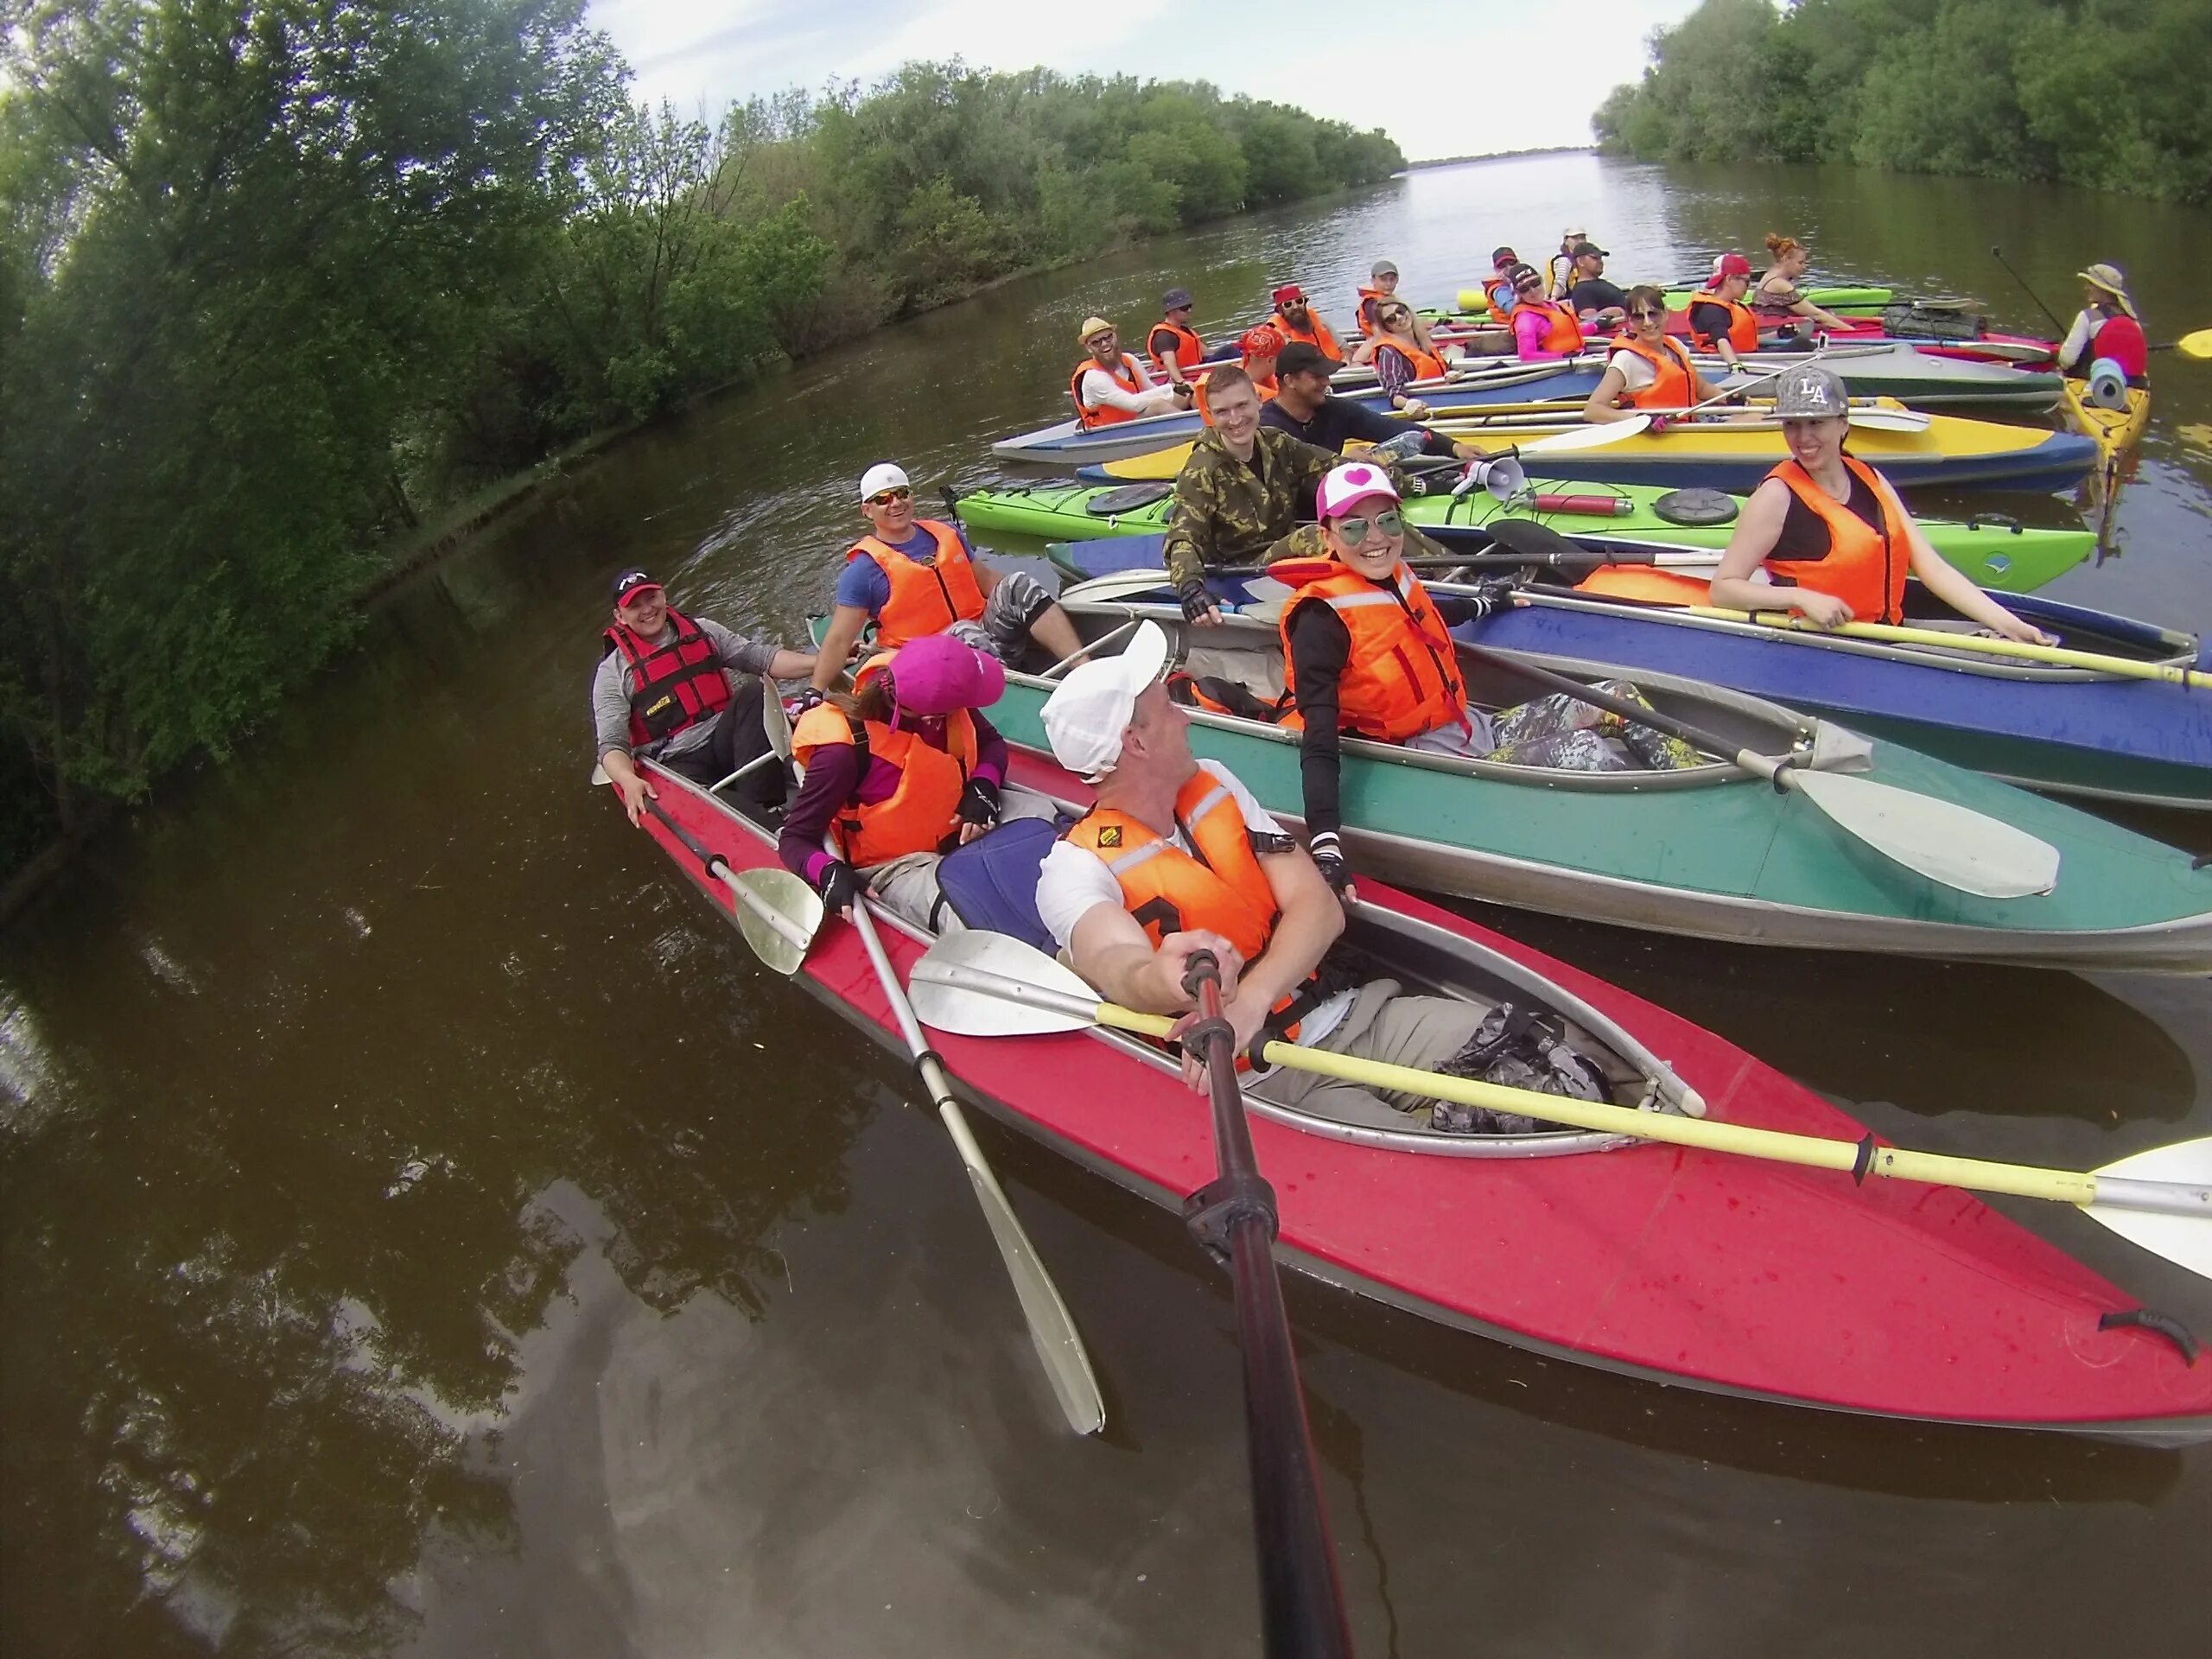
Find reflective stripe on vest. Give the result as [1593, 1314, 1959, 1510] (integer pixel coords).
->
[1513, 298, 1584, 354]
[1279, 563, 1468, 742]
[1148, 320, 1205, 375]
[791, 702, 976, 867]
[1271, 311, 1344, 363]
[1071, 352, 1147, 428]
[1610, 334, 1696, 410]
[1763, 455, 1910, 626]
[848, 520, 986, 649]
[606, 607, 732, 750]
[1692, 296, 1760, 353]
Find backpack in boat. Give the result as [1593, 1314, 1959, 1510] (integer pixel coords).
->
[1879, 303, 1989, 343]
[933, 814, 1069, 953]
[1166, 670, 1292, 722]
[1432, 1002, 1609, 1135]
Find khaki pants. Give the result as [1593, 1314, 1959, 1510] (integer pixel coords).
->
[1252, 979, 1490, 1128]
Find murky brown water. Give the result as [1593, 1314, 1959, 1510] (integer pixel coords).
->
[4, 155, 2209, 1657]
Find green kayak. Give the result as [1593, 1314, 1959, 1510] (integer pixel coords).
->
[948, 479, 2093, 595]
[917, 601, 2212, 974]
[1446, 284, 1897, 319]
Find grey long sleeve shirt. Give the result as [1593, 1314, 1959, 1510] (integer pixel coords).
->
[592, 616, 777, 761]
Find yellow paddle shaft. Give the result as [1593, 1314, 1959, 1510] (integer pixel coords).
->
[1686, 606, 2212, 689]
[1090, 1001, 2101, 1208]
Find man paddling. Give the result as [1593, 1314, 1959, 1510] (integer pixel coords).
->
[1163, 368, 1446, 630]
[810, 464, 1084, 692]
[1033, 620, 1554, 1132]
[1262, 342, 1484, 462]
[594, 569, 819, 824]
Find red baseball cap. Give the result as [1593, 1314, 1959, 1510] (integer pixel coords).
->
[1708, 251, 1753, 283]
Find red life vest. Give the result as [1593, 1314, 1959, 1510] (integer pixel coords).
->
[1692, 295, 1760, 353]
[1608, 334, 1697, 410]
[1355, 286, 1389, 337]
[1279, 561, 1468, 742]
[605, 607, 732, 750]
[847, 520, 987, 649]
[1271, 309, 1344, 363]
[1071, 352, 1148, 428]
[791, 659, 977, 867]
[1148, 319, 1205, 376]
[1763, 455, 1911, 626]
[2084, 314, 2149, 381]
[1512, 298, 1585, 356]
[1372, 336, 1446, 383]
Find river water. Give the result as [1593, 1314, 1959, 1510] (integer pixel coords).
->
[4, 154, 2209, 1656]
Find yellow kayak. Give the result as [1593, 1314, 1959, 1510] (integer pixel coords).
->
[1086, 403, 2101, 494]
[2059, 378, 2152, 470]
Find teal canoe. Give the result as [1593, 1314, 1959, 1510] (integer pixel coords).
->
[947, 479, 2094, 596]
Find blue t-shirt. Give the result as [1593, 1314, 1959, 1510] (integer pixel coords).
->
[834, 523, 977, 614]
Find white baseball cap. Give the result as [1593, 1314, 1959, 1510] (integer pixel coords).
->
[1039, 620, 1170, 779]
[859, 461, 910, 501]
[1317, 461, 1399, 520]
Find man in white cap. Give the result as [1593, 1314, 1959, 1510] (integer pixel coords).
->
[1033, 621, 1562, 1131]
[810, 462, 1084, 694]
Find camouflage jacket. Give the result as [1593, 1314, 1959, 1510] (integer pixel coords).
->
[1160, 425, 1445, 588]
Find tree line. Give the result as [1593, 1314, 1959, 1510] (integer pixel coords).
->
[1592, 0, 2210, 206]
[0, 2, 1402, 883]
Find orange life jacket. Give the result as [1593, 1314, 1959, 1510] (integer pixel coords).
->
[1148, 319, 1205, 376]
[792, 659, 977, 867]
[1372, 336, 1446, 383]
[1574, 566, 1710, 606]
[1608, 333, 1697, 410]
[1762, 455, 1911, 626]
[1355, 286, 1389, 337]
[1071, 352, 1148, 428]
[1271, 309, 1344, 363]
[604, 607, 733, 750]
[1692, 294, 1760, 353]
[1195, 370, 1277, 427]
[1511, 297, 1585, 356]
[847, 519, 986, 649]
[1482, 276, 1514, 314]
[1279, 562, 1468, 743]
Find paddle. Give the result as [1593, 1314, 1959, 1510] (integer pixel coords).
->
[638, 789, 823, 976]
[2154, 329, 2212, 359]
[1452, 632, 2063, 899]
[907, 933, 2212, 1282]
[1990, 245, 2069, 334]
[1682, 606, 2212, 690]
[1173, 950, 1355, 1658]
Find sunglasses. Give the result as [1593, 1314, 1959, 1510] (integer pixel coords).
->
[1515, 277, 1541, 291]
[866, 486, 912, 506]
[1380, 308, 1411, 323]
[1628, 307, 1665, 321]
[1333, 509, 1403, 544]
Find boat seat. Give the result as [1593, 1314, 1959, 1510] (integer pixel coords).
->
[933, 814, 1070, 954]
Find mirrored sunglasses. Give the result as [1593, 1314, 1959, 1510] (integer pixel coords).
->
[1335, 509, 1403, 543]
[866, 486, 913, 505]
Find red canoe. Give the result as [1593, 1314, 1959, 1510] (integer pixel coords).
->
[624, 753, 2211, 1446]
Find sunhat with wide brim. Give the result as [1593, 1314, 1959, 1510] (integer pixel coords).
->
[2076, 264, 2138, 318]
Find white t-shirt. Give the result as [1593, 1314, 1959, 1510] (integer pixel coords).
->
[1607, 348, 1657, 394]
[1036, 761, 1352, 1050]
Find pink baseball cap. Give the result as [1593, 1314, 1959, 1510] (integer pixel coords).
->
[886, 632, 1004, 717]
[1317, 461, 1400, 520]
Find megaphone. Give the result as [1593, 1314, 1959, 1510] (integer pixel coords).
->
[1452, 453, 1529, 502]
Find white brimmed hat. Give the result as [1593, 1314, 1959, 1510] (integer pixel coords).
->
[859, 461, 910, 501]
[1039, 621, 1170, 779]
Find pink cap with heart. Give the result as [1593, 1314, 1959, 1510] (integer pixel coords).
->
[1316, 461, 1400, 521]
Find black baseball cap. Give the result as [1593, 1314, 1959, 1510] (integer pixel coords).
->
[611, 569, 662, 605]
[1275, 341, 1336, 379]
[1571, 240, 1609, 259]
[1491, 245, 1518, 268]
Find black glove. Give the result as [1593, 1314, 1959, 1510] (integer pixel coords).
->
[957, 776, 1001, 827]
[1441, 575, 1517, 626]
[1179, 579, 1220, 623]
[1307, 830, 1354, 898]
[794, 687, 827, 712]
[816, 859, 868, 913]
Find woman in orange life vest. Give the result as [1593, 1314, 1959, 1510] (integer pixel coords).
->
[1354, 258, 1402, 337]
[1071, 315, 1190, 429]
[1033, 620, 1553, 1130]
[1274, 463, 1516, 901]
[1503, 263, 1586, 360]
[1581, 285, 1735, 425]
[1707, 365, 2056, 640]
[783, 632, 1039, 926]
[810, 463, 1084, 696]
[1268, 283, 1344, 364]
[1362, 301, 1460, 416]
[1688, 253, 1763, 368]
[1146, 286, 1206, 388]
[1194, 326, 1285, 425]
[593, 568, 819, 825]
[1754, 234, 1852, 334]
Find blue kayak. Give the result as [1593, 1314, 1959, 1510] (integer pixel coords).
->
[1046, 537, 2211, 811]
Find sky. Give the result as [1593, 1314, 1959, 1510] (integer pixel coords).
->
[587, 0, 1705, 164]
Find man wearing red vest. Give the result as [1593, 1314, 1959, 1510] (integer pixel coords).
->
[594, 569, 820, 824]
[810, 463, 1084, 694]
[1032, 621, 1559, 1131]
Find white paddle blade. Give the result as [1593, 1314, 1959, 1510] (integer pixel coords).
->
[728, 868, 823, 976]
[2087, 1138, 2212, 1281]
[908, 931, 1100, 1036]
[1516, 416, 1649, 454]
[1789, 769, 2061, 899]
[1847, 408, 1933, 432]
[762, 682, 795, 760]
[1059, 570, 1179, 606]
[591, 763, 611, 786]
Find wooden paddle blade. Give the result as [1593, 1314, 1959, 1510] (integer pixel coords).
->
[1516, 416, 1648, 454]
[2088, 1138, 2212, 1281]
[909, 931, 1102, 1035]
[730, 868, 822, 976]
[1789, 769, 2061, 899]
